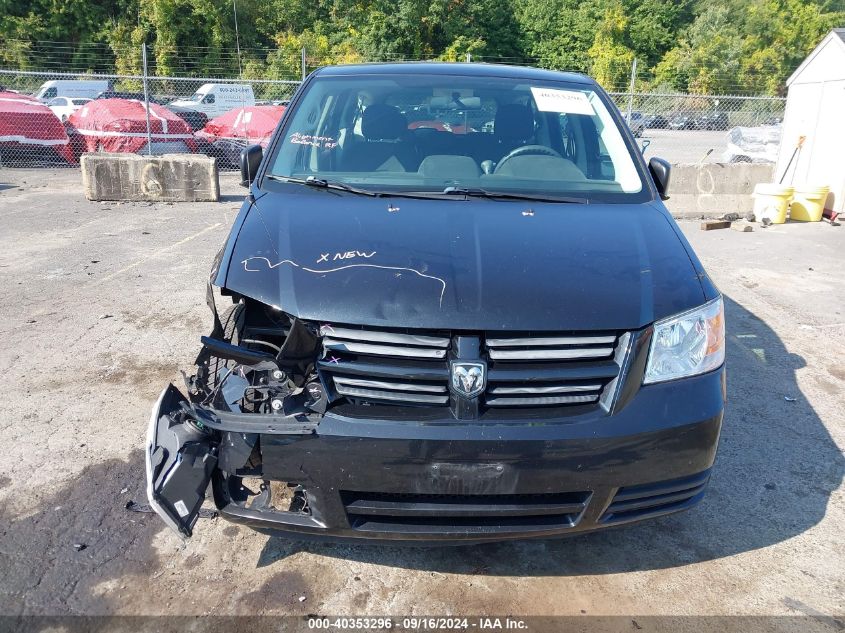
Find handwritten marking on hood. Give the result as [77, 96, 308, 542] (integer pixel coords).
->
[241, 256, 446, 307]
[316, 250, 376, 264]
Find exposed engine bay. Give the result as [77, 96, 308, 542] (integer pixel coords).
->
[146, 289, 330, 538]
[191, 298, 328, 419]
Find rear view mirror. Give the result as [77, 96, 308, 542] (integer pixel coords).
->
[429, 95, 482, 111]
[648, 157, 671, 200]
[240, 144, 263, 187]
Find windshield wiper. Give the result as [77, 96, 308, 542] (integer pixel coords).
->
[442, 186, 589, 204]
[266, 175, 380, 197]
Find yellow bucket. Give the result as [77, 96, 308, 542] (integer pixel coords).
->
[790, 186, 830, 222]
[752, 183, 794, 224]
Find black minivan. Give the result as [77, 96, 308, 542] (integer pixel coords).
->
[146, 63, 725, 544]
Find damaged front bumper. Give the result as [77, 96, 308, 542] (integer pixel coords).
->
[146, 366, 724, 544]
[146, 383, 319, 537]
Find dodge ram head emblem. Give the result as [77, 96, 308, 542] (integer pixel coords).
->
[450, 361, 486, 398]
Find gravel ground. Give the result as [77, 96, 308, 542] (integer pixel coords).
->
[0, 169, 842, 624]
[641, 129, 730, 164]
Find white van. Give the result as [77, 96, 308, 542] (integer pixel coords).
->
[169, 83, 255, 118]
[35, 80, 110, 102]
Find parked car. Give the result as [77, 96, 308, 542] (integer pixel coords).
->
[195, 105, 286, 166]
[627, 111, 645, 137]
[169, 83, 255, 118]
[166, 105, 209, 131]
[34, 79, 109, 102]
[146, 62, 726, 543]
[0, 90, 74, 163]
[93, 91, 208, 131]
[695, 112, 730, 130]
[668, 111, 697, 130]
[67, 98, 196, 157]
[46, 96, 91, 122]
[643, 113, 668, 129]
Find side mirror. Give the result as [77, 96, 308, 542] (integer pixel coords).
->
[240, 144, 263, 187]
[648, 157, 671, 200]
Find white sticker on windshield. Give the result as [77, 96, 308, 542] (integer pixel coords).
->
[530, 87, 594, 115]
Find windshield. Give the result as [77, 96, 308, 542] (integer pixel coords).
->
[267, 73, 648, 202]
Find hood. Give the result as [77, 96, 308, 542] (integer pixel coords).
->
[222, 187, 706, 331]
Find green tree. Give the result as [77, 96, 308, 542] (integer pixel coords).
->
[588, 1, 636, 89]
[654, 5, 744, 93]
[515, 0, 603, 71]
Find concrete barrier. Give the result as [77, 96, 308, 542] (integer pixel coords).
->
[81, 153, 219, 202]
[664, 162, 775, 219]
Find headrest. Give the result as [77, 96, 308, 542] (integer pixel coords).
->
[494, 103, 534, 141]
[361, 104, 407, 140]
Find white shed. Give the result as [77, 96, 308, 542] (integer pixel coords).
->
[775, 28, 845, 213]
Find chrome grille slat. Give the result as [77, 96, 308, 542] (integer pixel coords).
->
[487, 335, 617, 347]
[488, 383, 603, 395]
[486, 394, 600, 407]
[333, 385, 449, 405]
[324, 338, 447, 359]
[321, 326, 449, 348]
[333, 376, 447, 393]
[488, 347, 614, 361]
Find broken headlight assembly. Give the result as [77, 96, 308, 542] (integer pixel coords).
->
[147, 297, 327, 537]
[189, 299, 328, 417]
[643, 296, 725, 384]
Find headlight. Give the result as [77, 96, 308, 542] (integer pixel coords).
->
[643, 297, 725, 384]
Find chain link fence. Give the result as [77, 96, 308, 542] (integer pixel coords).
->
[0, 64, 785, 170]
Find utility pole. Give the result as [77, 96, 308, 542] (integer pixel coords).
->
[301, 48, 307, 81]
[142, 42, 153, 156]
[626, 58, 637, 124]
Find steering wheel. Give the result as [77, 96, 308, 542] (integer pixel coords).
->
[494, 145, 563, 173]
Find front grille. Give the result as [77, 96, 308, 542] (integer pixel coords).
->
[483, 332, 627, 408]
[318, 324, 630, 411]
[341, 490, 591, 534]
[318, 325, 450, 406]
[486, 334, 618, 360]
[600, 470, 711, 524]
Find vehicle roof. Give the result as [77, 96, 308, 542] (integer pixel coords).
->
[314, 62, 595, 85]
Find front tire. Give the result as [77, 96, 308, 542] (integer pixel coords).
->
[206, 302, 245, 389]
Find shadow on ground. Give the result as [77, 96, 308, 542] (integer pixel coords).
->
[218, 193, 246, 203]
[0, 450, 162, 614]
[258, 294, 845, 575]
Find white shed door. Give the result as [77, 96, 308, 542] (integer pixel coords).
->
[807, 80, 845, 212]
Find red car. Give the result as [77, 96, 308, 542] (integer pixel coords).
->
[0, 91, 74, 164]
[67, 98, 196, 158]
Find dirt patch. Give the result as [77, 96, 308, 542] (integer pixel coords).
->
[827, 366, 845, 382]
[238, 571, 311, 613]
[98, 356, 178, 387]
[817, 378, 841, 396]
[0, 451, 162, 614]
[121, 309, 206, 333]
